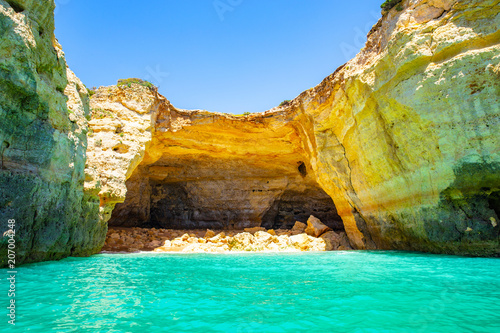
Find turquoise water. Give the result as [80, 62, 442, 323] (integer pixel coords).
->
[1, 251, 500, 332]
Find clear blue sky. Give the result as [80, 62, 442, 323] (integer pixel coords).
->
[54, 0, 382, 114]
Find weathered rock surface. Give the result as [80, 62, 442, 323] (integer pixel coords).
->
[90, 0, 500, 256]
[0, 0, 104, 266]
[292, 0, 500, 255]
[87, 83, 343, 232]
[85, 83, 164, 223]
[304, 215, 332, 238]
[6, 0, 495, 264]
[321, 231, 352, 251]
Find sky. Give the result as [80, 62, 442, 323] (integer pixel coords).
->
[54, 0, 382, 114]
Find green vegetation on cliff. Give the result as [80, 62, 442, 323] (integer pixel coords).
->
[117, 78, 155, 89]
[381, 0, 402, 10]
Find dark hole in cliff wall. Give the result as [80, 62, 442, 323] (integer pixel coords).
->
[298, 162, 307, 177]
[109, 168, 344, 232]
[488, 191, 500, 221]
[261, 188, 343, 231]
[6, 1, 25, 13]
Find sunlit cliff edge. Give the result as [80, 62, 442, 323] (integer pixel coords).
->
[1, 0, 499, 266]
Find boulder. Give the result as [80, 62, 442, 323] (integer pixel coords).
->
[232, 232, 255, 250]
[304, 215, 331, 238]
[320, 231, 352, 251]
[320, 231, 341, 251]
[254, 231, 273, 245]
[338, 232, 352, 250]
[244, 227, 266, 234]
[309, 237, 327, 251]
[290, 234, 310, 251]
[291, 222, 306, 233]
[204, 229, 216, 238]
[149, 240, 162, 248]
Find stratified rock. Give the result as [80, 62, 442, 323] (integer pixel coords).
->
[296, 0, 500, 256]
[88, 84, 343, 232]
[304, 215, 332, 238]
[0, 0, 104, 267]
[85, 83, 163, 224]
[90, 0, 499, 257]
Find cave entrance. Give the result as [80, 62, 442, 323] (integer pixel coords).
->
[261, 187, 343, 231]
[109, 159, 344, 232]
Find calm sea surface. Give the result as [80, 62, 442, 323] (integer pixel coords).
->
[1, 251, 500, 332]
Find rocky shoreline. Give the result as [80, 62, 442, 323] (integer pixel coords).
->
[101, 216, 352, 253]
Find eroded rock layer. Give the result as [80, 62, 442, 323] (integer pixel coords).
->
[89, 87, 343, 231]
[0, 0, 104, 266]
[294, 0, 500, 255]
[88, 0, 500, 256]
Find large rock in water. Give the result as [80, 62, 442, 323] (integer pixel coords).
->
[0, 0, 104, 266]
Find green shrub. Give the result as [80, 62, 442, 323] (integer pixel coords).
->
[117, 78, 155, 89]
[243, 112, 251, 116]
[83, 84, 96, 97]
[279, 100, 291, 107]
[381, 0, 402, 10]
[95, 139, 102, 147]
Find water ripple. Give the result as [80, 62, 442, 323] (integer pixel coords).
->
[1, 251, 500, 332]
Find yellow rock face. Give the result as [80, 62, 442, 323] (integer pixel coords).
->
[88, 84, 344, 232]
[296, 0, 500, 254]
[88, 0, 500, 256]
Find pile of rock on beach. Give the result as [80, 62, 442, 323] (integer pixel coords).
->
[102, 216, 353, 253]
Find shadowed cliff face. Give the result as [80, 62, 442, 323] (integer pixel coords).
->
[0, 0, 105, 267]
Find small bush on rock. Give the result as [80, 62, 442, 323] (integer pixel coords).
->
[117, 78, 155, 89]
[381, 0, 403, 11]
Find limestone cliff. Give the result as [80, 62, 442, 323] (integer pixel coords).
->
[0, 0, 104, 266]
[293, 0, 500, 255]
[87, 82, 342, 232]
[88, 0, 499, 256]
